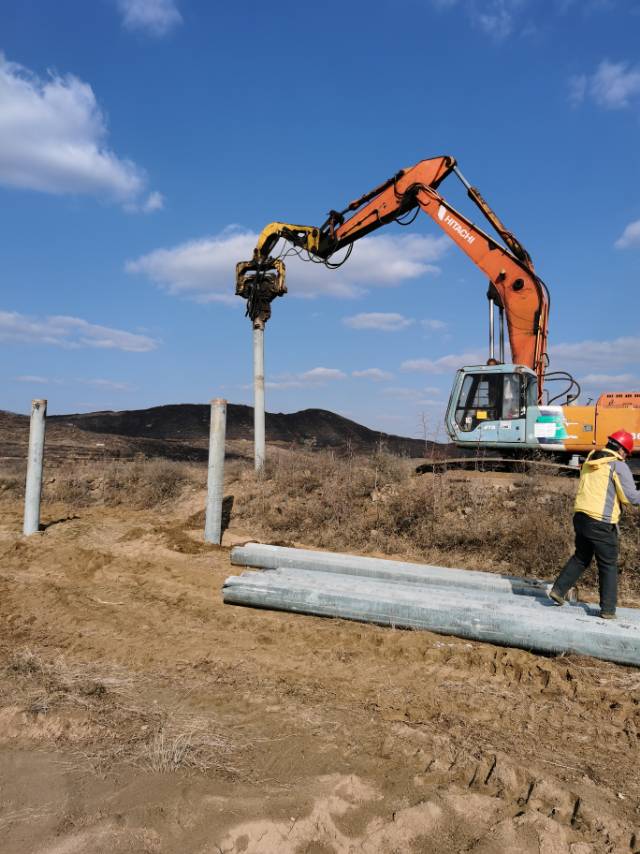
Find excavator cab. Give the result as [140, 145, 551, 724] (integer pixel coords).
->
[445, 364, 569, 452]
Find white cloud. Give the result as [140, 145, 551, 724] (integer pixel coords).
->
[117, 0, 182, 36]
[343, 312, 414, 332]
[264, 367, 347, 390]
[12, 374, 133, 389]
[142, 191, 164, 213]
[301, 367, 346, 382]
[570, 60, 640, 109]
[551, 336, 640, 368]
[421, 318, 447, 332]
[401, 351, 485, 373]
[434, 0, 610, 42]
[81, 378, 134, 391]
[126, 228, 449, 303]
[431, 0, 526, 41]
[127, 227, 251, 304]
[333, 233, 447, 284]
[0, 53, 158, 208]
[579, 373, 637, 387]
[473, 0, 525, 40]
[352, 368, 394, 381]
[591, 61, 640, 108]
[124, 190, 165, 214]
[615, 219, 640, 249]
[0, 311, 158, 352]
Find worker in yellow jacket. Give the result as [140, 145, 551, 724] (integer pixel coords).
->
[549, 430, 640, 619]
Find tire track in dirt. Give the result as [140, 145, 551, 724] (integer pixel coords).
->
[1, 501, 639, 853]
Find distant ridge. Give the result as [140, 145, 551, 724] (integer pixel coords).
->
[2, 404, 443, 461]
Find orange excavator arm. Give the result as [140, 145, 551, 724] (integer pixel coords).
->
[236, 156, 550, 398]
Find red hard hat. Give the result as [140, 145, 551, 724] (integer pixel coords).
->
[608, 429, 634, 454]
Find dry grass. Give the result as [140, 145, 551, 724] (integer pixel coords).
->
[2, 457, 200, 509]
[3, 647, 133, 713]
[0, 461, 24, 501]
[233, 448, 640, 589]
[2, 443, 638, 588]
[142, 725, 236, 774]
[236, 447, 409, 549]
[99, 458, 200, 508]
[1, 648, 239, 776]
[0, 458, 202, 509]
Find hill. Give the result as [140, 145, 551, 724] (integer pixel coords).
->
[1, 403, 439, 463]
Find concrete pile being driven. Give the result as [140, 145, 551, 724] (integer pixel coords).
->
[224, 544, 640, 668]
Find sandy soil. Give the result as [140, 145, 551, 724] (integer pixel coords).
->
[1, 490, 639, 854]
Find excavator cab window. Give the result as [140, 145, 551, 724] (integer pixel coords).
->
[455, 374, 500, 432]
[502, 374, 526, 420]
[454, 372, 525, 432]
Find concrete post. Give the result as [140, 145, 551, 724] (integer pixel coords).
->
[23, 398, 47, 536]
[253, 321, 265, 472]
[205, 398, 227, 544]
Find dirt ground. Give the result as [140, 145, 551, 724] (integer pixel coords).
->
[1, 483, 640, 854]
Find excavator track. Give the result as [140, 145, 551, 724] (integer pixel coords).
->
[415, 457, 580, 476]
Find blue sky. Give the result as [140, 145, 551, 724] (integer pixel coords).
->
[2, 0, 639, 438]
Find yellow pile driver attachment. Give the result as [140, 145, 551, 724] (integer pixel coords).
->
[235, 255, 286, 327]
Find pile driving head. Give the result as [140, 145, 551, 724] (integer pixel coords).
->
[235, 255, 287, 326]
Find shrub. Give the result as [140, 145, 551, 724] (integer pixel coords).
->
[41, 458, 197, 509]
[234, 449, 640, 590]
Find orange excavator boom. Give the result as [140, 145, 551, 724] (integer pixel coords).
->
[236, 156, 550, 397]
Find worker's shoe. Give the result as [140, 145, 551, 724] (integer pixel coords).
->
[548, 587, 566, 606]
[600, 611, 616, 620]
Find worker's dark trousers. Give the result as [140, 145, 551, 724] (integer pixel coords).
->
[553, 512, 619, 613]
